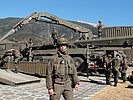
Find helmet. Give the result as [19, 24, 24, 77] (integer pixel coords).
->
[57, 38, 69, 46]
[8, 49, 15, 51]
[122, 54, 127, 58]
[98, 20, 102, 23]
[7, 49, 15, 53]
[116, 53, 121, 57]
[108, 54, 112, 57]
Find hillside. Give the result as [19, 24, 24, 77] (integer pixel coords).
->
[0, 17, 102, 45]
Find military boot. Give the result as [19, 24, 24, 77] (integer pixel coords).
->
[114, 82, 117, 87]
[14, 68, 18, 73]
[122, 80, 126, 83]
[106, 81, 111, 85]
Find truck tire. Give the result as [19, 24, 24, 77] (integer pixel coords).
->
[73, 57, 86, 72]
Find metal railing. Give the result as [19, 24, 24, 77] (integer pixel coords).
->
[102, 26, 133, 38]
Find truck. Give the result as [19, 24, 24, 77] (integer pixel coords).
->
[0, 11, 133, 76]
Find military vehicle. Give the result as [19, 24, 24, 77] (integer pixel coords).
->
[0, 11, 133, 76]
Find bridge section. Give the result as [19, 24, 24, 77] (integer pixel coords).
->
[0, 69, 40, 86]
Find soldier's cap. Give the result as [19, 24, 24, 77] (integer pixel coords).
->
[57, 38, 69, 46]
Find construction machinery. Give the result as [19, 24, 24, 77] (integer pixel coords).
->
[0, 11, 133, 76]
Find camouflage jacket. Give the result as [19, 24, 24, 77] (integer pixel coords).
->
[104, 57, 112, 68]
[46, 51, 79, 90]
[112, 56, 121, 71]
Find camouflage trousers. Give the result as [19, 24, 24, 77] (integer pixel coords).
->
[105, 68, 112, 84]
[113, 70, 119, 84]
[113, 66, 120, 84]
[50, 80, 73, 100]
[14, 58, 19, 71]
[120, 66, 128, 82]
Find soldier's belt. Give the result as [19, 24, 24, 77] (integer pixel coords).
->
[55, 78, 70, 83]
[54, 80, 70, 85]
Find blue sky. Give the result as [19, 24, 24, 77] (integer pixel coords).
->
[0, 0, 133, 27]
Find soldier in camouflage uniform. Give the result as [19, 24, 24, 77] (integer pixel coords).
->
[104, 54, 113, 85]
[27, 38, 33, 62]
[0, 50, 13, 68]
[0, 49, 23, 73]
[112, 54, 121, 86]
[52, 27, 58, 45]
[120, 54, 128, 83]
[46, 38, 79, 100]
[98, 20, 102, 38]
[12, 49, 23, 73]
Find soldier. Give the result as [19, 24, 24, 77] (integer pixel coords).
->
[79, 33, 89, 40]
[104, 54, 113, 85]
[112, 54, 121, 87]
[52, 27, 58, 45]
[98, 20, 102, 38]
[0, 49, 13, 68]
[27, 38, 33, 62]
[0, 49, 23, 73]
[46, 38, 79, 100]
[120, 54, 128, 83]
[12, 49, 23, 73]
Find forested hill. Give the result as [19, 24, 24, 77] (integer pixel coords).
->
[0, 17, 104, 45]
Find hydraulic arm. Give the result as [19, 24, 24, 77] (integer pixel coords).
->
[0, 11, 92, 42]
[0, 12, 37, 42]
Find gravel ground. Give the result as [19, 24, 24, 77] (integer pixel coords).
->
[0, 67, 132, 100]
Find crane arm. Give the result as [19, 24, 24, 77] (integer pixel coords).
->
[0, 12, 37, 42]
[0, 11, 93, 42]
[34, 12, 92, 33]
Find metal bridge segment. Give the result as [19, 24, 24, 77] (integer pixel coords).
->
[0, 69, 40, 86]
